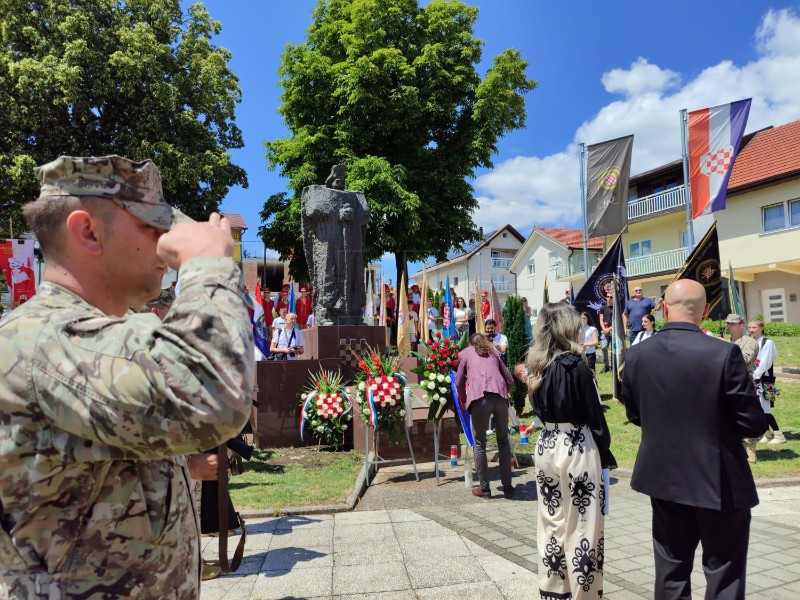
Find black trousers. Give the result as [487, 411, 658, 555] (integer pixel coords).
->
[651, 498, 751, 600]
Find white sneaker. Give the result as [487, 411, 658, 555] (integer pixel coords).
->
[768, 431, 787, 445]
[758, 432, 774, 444]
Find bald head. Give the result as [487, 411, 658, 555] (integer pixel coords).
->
[663, 279, 708, 324]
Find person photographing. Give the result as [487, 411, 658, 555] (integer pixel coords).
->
[270, 312, 304, 359]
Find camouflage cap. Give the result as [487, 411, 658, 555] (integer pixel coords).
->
[726, 313, 745, 324]
[145, 286, 176, 307]
[34, 155, 183, 230]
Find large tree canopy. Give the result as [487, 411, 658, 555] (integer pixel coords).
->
[262, 0, 536, 283]
[0, 0, 246, 227]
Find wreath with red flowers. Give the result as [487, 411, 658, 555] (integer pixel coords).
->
[411, 331, 468, 422]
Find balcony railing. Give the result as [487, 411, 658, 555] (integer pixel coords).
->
[555, 260, 587, 279]
[627, 247, 690, 277]
[469, 280, 516, 294]
[491, 257, 512, 269]
[628, 187, 685, 221]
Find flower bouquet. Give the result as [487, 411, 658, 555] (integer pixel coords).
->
[300, 369, 353, 449]
[352, 345, 407, 444]
[411, 331, 466, 422]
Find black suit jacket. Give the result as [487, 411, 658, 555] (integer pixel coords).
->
[621, 322, 767, 510]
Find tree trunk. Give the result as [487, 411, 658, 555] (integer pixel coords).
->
[394, 250, 408, 294]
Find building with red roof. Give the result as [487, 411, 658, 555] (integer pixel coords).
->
[610, 118, 800, 322]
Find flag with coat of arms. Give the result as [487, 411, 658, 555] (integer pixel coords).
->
[688, 99, 751, 218]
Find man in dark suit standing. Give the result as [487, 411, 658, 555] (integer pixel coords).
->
[621, 279, 767, 600]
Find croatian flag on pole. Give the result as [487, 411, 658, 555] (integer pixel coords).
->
[688, 98, 751, 219]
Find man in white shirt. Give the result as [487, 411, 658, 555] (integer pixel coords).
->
[485, 318, 508, 364]
[270, 312, 304, 360]
[749, 319, 784, 444]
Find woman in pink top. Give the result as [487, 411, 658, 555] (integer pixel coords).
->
[455, 332, 515, 498]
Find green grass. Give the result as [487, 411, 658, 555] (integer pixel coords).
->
[228, 447, 363, 513]
[773, 336, 800, 369]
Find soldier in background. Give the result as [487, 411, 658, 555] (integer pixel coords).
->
[726, 313, 760, 463]
[0, 155, 254, 598]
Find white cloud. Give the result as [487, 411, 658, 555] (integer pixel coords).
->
[601, 57, 680, 97]
[474, 8, 800, 234]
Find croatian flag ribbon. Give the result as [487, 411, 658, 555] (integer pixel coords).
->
[299, 390, 318, 442]
[688, 99, 751, 219]
[449, 369, 474, 447]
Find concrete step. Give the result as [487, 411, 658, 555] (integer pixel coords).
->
[778, 367, 800, 381]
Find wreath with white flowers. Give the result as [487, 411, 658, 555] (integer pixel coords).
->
[300, 369, 353, 449]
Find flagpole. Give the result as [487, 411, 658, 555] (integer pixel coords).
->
[680, 108, 695, 249]
[579, 143, 589, 282]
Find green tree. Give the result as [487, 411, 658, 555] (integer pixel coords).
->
[0, 0, 246, 228]
[262, 0, 536, 281]
[502, 295, 528, 416]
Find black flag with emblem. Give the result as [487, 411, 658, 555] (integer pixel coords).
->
[671, 222, 724, 320]
[586, 135, 634, 237]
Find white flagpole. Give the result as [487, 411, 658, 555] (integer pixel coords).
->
[580, 143, 589, 282]
[680, 109, 695, 249]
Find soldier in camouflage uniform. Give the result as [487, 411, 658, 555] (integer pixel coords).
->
[726, 313, 760, 463]
[0, 156, 254, 599]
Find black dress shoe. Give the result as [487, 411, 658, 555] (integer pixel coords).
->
[502, 485, 515, 499]
[471, 486, 491, 498]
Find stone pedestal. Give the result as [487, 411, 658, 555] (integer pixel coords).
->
[254, 325, 426, 448]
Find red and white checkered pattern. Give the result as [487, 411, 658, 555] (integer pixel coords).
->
[700, 144, 734, 176]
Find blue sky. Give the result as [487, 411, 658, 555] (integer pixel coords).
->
[198, 1, 800, 283]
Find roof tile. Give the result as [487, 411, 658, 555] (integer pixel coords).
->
[729, 119, 800, 190]
[220, 212, 247, 229]
[537, 227, 604, 249]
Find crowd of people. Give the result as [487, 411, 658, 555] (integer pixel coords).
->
[454, 279, 787, 599]
[0, 152, 792, 600]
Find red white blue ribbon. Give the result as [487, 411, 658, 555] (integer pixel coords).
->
[299, 390, 318, 442]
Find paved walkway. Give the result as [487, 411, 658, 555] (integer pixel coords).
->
[201, 463, 800, 599]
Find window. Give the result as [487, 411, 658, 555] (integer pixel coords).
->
[453, 276, 459, 286]
[491, 250, 499, 258]
[527, 261, 535, 276]
[549, 252, 559, 270]
[761, 199, 800, 232]
[680, 230, 690, 248]
[629, 240, 652, 258]
[762, 203, 785, 232]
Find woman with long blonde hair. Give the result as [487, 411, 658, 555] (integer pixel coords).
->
[526, 302, 616, 600]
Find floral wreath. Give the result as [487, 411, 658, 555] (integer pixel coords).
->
[300, 369, 353, 449]
[352, 345, 408, 443]
[411, 331, 464, 422]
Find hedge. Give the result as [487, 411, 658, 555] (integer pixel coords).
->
[653, 319, 800, 337]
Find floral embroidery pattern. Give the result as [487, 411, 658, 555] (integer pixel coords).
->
[597, 534, 605, 572]
[572, 538, 599, 592]
[599, 477, 606, 516]
[537, 470, 562, 516]
[569, 471, 596, 516]
[564, 427, 586, 456]
[543, 535, 567, 580]
[537, 425, 558, 456]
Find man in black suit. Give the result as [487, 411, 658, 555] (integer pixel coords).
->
[621, 279, 767, 600]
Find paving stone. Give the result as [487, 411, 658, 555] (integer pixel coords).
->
[493, 576, 541, 600]
[405, 556, 488, 588]
[334, 510, 392, 525]
[393, 520, 455, 539]
[387, 509, 428, 522]
[333, 522, 394, 542]
[477, 555, 532, 582]
[249, 566, 333, 599]
[333, 539, 403, 566]
[261, 546, 332, 571]
[332, 561, 410, 595]
[398, 534, 472, 560]
[414, 580, 505, 599]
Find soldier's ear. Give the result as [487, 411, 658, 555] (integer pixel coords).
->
[65, 210, 103, 256]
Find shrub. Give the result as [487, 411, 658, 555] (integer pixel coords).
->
[764, 322, 800, 337]
[502, 296, 528, 416]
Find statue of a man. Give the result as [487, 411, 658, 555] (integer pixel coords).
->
[301, 170, 369, 325]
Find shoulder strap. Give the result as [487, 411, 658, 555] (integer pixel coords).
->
[217, 444, 246, 573]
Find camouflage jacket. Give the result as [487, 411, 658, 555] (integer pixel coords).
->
[734, 335, 759, 375]
[0, 258, 254, 599]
